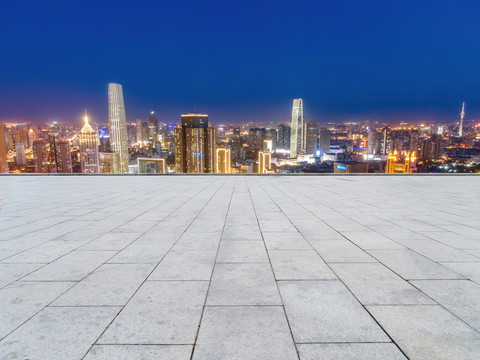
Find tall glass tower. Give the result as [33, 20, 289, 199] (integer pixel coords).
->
[79, 111, 99, 173]
[290, 98, 304, 158]
[108, 83, 129, 173]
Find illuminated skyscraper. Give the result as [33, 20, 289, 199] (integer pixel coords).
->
[174, 113, 216, 173]
[216, 148, 231, 173]
[277, 124, 290, 149]
[79, 111, 99, 173]
[306, 120, 319, 154]
[15, 143, 26, 167]
[459, 102, 465, 137]
[0, 124, 8, 173]
[108, 83, 129, 173]
[290, 99, 304, 158]
[148, 111, 159, 147]
[99, 152, 120, 173]
[258, 151, 272, 173]
[32, 140, 47, 173]
[55, 141, 72, 173]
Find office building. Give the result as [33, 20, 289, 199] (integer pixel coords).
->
[108, 83, 129, 173]
[32, 140, 47, 173]
[334, 161, 369, 173]
[174, 113, 216, 173]
[16, 124, 29, 147]
[258, 151, 273, 173]
[318, 128, 331, 157]
[216, 148, 231, 173]
[0, 124, 8, 173]
[385, 151, 416, 173]
[290, 98, 304, 158]
[148, 112, 159, 147]
[277, 124, 290, 149]
[137, 158, 166, 174]
[306, 120, 319, 154]
[136, 119, 144, 142]
[248, 128, 266, 153]
[79, 111, 99, 173]
[15, 143, 26, 167]
[55, 141, 72, 173]
[231, 127, 242, 159]
[99, 152, 121, 173]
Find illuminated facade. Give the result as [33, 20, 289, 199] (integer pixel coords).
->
[55, 141, 72, 173]
[216, 148, 231, 173]
[99, 152, 120, 173]
[79, 111, 99, 173]
[258, 151, 273, 173]
[15, 143, 26, 166]
[459, 102, 465, 137]
[290, 99, 305, 158]
[108, 83, 129, 173]
[32, 140, 47, 173]
[174, 113, 216, 173]
[137, 158, 166, 174]
[305, 120, 318, 154]
[0, 124, 8, 173]
[385, 151, 416, 173]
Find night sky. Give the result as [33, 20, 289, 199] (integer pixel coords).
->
[1, 0, 480, 125]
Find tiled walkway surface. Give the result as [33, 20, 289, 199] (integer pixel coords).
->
[1, 175, 480, 359]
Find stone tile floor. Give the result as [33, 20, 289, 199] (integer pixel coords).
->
[0, 175, 479, 359]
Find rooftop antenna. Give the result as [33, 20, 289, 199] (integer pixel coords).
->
[84, 109, 88, 125]
[459, 102, 465, 137]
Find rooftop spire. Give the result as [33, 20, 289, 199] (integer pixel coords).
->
[84, 109, 89, 125]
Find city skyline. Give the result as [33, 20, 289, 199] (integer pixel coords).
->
[2, 1, 480, 124]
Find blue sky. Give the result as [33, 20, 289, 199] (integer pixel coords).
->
[1, 0, 479, 124]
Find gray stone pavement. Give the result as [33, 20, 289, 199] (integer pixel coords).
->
[0, 175, 479, 359]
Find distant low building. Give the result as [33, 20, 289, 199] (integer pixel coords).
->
[137, 157, 166, 174]
[334, 161, 368, 173]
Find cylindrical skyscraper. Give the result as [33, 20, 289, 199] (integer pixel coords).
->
[108, 83, 129, 173]
[290, 99, 304, 158]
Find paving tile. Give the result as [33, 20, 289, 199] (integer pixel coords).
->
[21, 250, 117, 281]
[99, 281, 208, 344]
[84, 345, 192, 360]
[393, 238, 479, 262]
[310, 240, 376, 262]
[331, 263, 434, 305]
[440, 262, 480, 283]
[2, 240, 82, 263]
[207, 263, 281, 305]
[0, 281, 74, 339]
[149, 250, 217, 280]
[341, 231, 405, 249]
[367, 305, 480, 360]
[368, 249, 464, 280]
[0, 306, 120, 360]
[216, 241, 268, 263]
[52, 263, 154, 306]
[108, 241, 171, 263]
[222, 225, 262, 240]
[193, 306, 297, 360]
[262, 231, 312, 249]
[297, 343, 407, 360]
[80, 232, 141, 250]
[269, 249, 336, 280]
[411, 279, 480, 330]
[278, 280, 389, 343]
[0, 263, 44, 288]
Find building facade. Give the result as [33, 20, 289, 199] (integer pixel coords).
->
[216, 148, 231, 173]
[305, 120, 318, 154]
[0, 124, 8, 173]
[290, 99, 304, 158]
[79, 112, 99, 173]
[108, 83, 129, 173]
[174, 113, 216, 173]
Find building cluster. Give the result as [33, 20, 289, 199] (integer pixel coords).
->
[2, 85, 480, 174]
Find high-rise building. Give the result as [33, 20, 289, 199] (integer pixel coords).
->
[48, 132, 59, 166]
[136, 119, 144, 142]
[265, 129, 277, 152]
[318, 128, 331, 157]
[108, 83, 129, 173]
[0, 124, 8, 173]
[99, 152, 121, 173]
[27, 129, 37, 148]
[290, 99, 304, 158]
[216, 148, 231, 173]
[55, 141, 72, 173]
[32, 140, 47, 173]
[16, 124, 29, 147]
[127, 123, 137, 147]
[421, 135, 443, 160]
[277, 124, 290, 149]
[459, 102, 465, 137]
[79, 111, 99, 173]
[258, 152, 272, 173]
[306, 120, 319, 154]
[174, 113, 216, 173]
[231, 127, 242, 159]
[15, 143, 26, 167]
[248, 128, 266, 153]
[148, 112, 159, 147]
